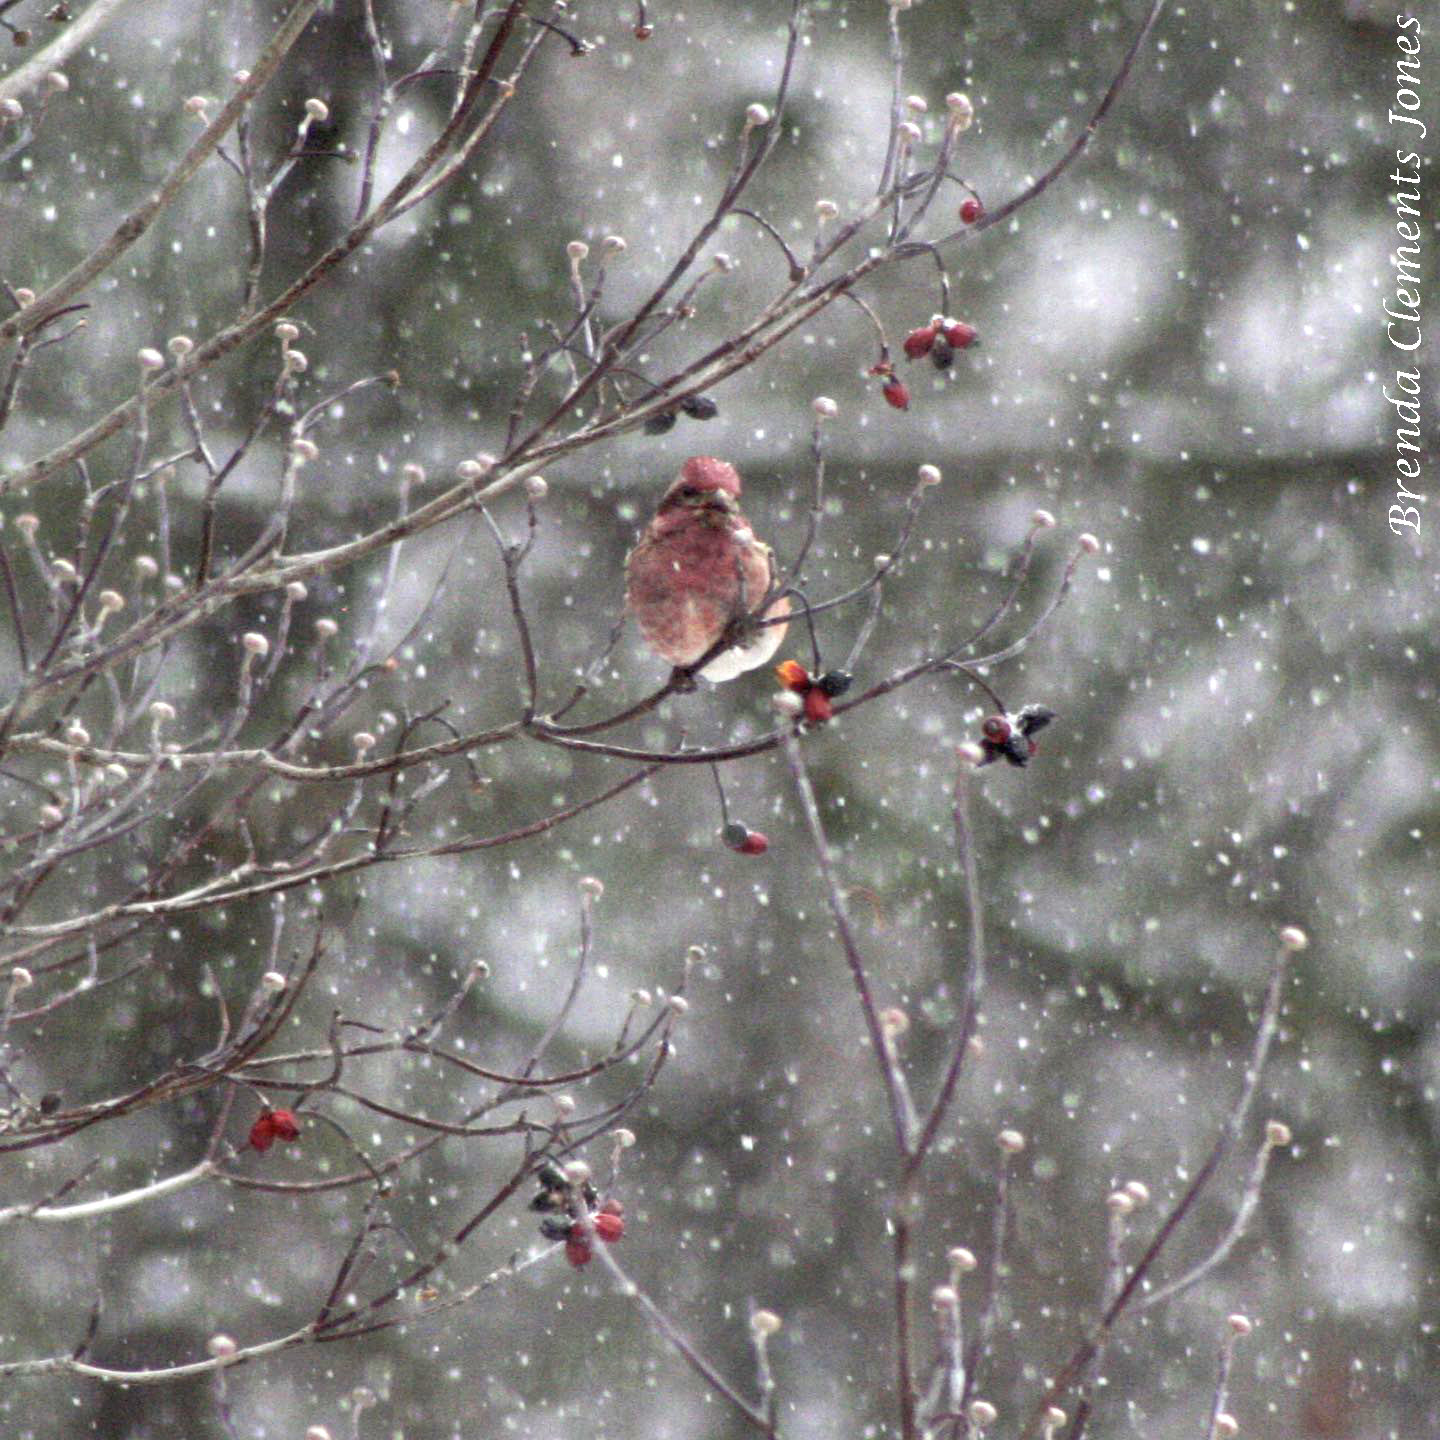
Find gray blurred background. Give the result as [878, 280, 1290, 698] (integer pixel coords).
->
[1, 1, 1435, 1436]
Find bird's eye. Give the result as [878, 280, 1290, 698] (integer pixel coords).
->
[677, 485, 701, 500]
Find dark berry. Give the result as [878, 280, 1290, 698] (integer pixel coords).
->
[679, 394, 719, 420]
[644, 410, 678, 434]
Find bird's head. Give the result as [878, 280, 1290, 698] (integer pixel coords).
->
[657, 456, 742, 516]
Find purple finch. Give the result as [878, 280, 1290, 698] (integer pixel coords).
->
[625, 456, 790, 682]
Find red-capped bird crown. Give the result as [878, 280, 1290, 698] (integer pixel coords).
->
[676, 455, 742, 497]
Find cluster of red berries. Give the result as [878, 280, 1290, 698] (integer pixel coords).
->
[775, 659, 853, 725]
[903, 316, 979, 370]
[531, 1159, 626, 1268]
[248, 1107, 300, 1153]
[976, 705, 1056, 768]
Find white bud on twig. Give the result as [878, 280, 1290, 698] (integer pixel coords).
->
[1106, 1189, 1135, 1216]
[137, 347, 165, 371]
[64, 723, 90, 747]
[1123, 1179, 1150, 1207]
[1031, 508, 1057, 529]
[811, 396, 838, 420]
[402, 462, 425, 486]
[9, 967, 33, 991]
[879, 1007, 909, 1039]
[285, 581, 308, 602]
[206, 1334, 238, 1359]
[291, 437, 318, 464]
[167, 335, 194, 358]
[97, 590, 125, 613]
[771, 690, 804, 718]
[1227, 1313, 1253, 1336]
[39, 804, 64, 825]
[261, 971, 288, 993]
[897, 120, 922, 147]
[814, 199, 839, 221]
[44, 72, 69, 94]
[1078, 533, 1101, 554]
[1279, 925, 1308, 952]
[917, 464, 941, 487]
[275, 321, 300, 344]
[303, 97, 330, 122]
[579, 875, 604, 899]
[315, 618, 339, 639]
[14, 513, 39, 536]
[0, 98, 23, 122]
[184, 95, 211, 116]
[968, 1400, 997, 1430]
[614, 1128, 636, 1148]
[241, 632, 269, 658]
[946, 92, 974, 130]
[134, 554, 160, 578]
[601, 234, 627, 256]
[668, 995, 689, 1015]
[997, 1128, 1026, 1155]
[744, 102, 771, 128]
[51, 558, 78, 584]
[904, 94, 929, 113]
[149, 700, 176, 723]
[749, 1309, 781, 1337]
[948, 1246, 978, 1273]
[957, 740, 987, 768]
[352, 732, 377, 756]
[562, 1159, 591, 1185]
[566, 239, 590, 262]
[1265, 1119, 1292, 1147]
[524, 474, 549, 501]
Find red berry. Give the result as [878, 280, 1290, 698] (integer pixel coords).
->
[593, 1210, 625, 1243]
[269, 1109, 300, 1141]
[959, 198, 983, 224]
[738, 830, 769, 856]
[803, 687, 834, 725]
[943, 320, 978, 350]
[981, 715, 1012, 742]
[881, 378, 910, 411]
[248, 1108, 300, 1152]
[902, 325, 938, 360]
[774, 659, 811, 692]
[565, 1234, 594, 1268]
